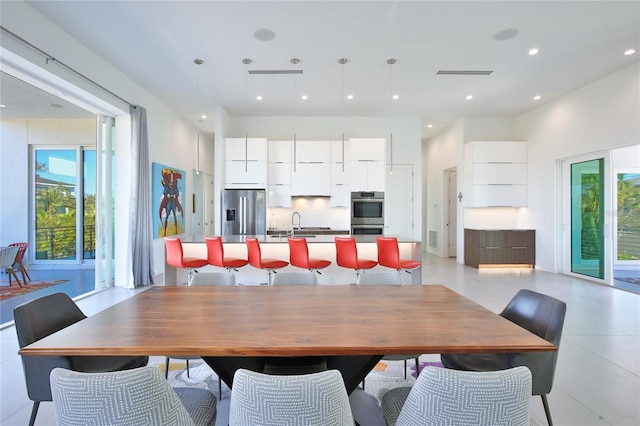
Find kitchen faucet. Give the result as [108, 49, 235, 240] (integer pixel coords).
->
[291, 211, 301, 235]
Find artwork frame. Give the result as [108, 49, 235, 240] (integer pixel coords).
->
[152, 162, 186, 237]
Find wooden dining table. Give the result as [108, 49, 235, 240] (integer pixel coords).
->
[20, 285, 556, 393]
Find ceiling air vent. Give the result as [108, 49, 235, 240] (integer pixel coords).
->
[248, 70, 303, 75]
[436, 70, 493, 75]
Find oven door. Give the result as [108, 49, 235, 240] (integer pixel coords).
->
[351, 225, 384, 235]
[351, 200, 384, 225]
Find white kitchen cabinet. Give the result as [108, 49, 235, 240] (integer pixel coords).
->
[291, 141, 331, 196]
[267, 141, 292, 207]
[268, 184, 291, 207]
[349, 138, 385, 192]
[464, 141, 527, 207]
[224, 138, 267, 187]
[349, 138, 385, 161]
[350, 161, 385, 192]
[268, 140, 292, 163]
[330, 140, 349, 207]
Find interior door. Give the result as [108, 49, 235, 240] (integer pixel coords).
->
[447, 168, 458, 257]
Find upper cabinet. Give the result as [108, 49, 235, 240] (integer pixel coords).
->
[268, 140, 292, 207]
[350, 138, 385, 192]
[224, 138, 267, 187]
[291, 140, 331, 196]
[330, 140, 349, 207]
[463, 141, 527, 207]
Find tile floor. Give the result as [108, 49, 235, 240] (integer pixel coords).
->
[1, 254, 638, 425]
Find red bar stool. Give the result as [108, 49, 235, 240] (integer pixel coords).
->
[376, 236, 421, 279]
[164, 237, 208, 284]
[246, 237, 288, 285]
[288, 237, 331, 274]
[335, 237, 377, 283]
[205, 236, 248, 273]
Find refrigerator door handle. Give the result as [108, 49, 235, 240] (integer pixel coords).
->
[241, 196, 247, 234]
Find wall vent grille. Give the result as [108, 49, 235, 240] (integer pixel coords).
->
[436, 70, 492, 76]
[429, 230, 438, 248]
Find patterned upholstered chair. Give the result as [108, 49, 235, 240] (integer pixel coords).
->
[229, 368, 354, 426]
[50, 366, 217, 426]
[381, 366, 532, 426]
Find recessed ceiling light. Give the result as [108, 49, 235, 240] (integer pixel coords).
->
[256, 95, 262, 100]
[347, 94, 353, 100]
[466, 95, 473, 100]
[533, 95, 541, 101]
[392, 94, 399, 100]
[427, 124, 433, 128]
[301, 95, 308, 100]
[624, 49, 636, 56]
[201, 114, 207, 119]
[529, 48, 539, 56]
[0, 104, 5, 108]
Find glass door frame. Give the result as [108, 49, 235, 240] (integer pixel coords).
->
[95, 115, 115, 289]
[560, 150, 613, 284]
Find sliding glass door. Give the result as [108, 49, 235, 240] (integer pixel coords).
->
[95, 115, 115, 289]
[570, 158, 605, 279]
[33, 147, 96, 265]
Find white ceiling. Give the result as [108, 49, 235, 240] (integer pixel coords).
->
[6, 1, 640, 137]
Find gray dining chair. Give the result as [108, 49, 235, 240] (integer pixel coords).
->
[381, 366, 532, 426]
[189, 271, 236, 286]
[168, 271, 235, 399]
[13, 293, 149, 426]
[229, 368, 354, 426]
[50, 366, 217, 426]
[357, 270, 421, 388]
[440, 289, 566, 426]
[271, 271, 318, 285]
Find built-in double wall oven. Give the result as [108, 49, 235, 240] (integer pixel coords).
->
[351, 191, 384, 235]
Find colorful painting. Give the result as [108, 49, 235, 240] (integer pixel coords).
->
[152, 162, 186, 237]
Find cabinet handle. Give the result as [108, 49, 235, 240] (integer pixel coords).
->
[488, 161, 513, 164]
[485, 246, 501, 249]
[512, 246, 528, 249]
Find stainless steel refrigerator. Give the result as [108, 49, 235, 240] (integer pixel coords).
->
[222, 189, 266, 236]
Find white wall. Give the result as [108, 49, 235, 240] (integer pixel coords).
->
[516, 62, 640, 272]
[423, 63, 639, 273]
[1, 1, 211, 285]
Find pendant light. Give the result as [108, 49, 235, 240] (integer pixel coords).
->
[339, 58, 348, 173]
[242, 58, 251, 173]
[194, 59, 203, 174]
[291, 58, 300, 173]
[387, 58, 396, 174]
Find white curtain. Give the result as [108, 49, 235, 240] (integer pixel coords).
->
[129, 105, 154, 287]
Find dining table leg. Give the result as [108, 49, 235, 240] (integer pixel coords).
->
[201, 354, 383, 395]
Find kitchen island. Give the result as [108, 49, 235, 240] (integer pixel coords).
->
[164, 234, 422, 285]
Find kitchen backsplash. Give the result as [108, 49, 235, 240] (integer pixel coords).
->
[269, 197, 349, 231]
